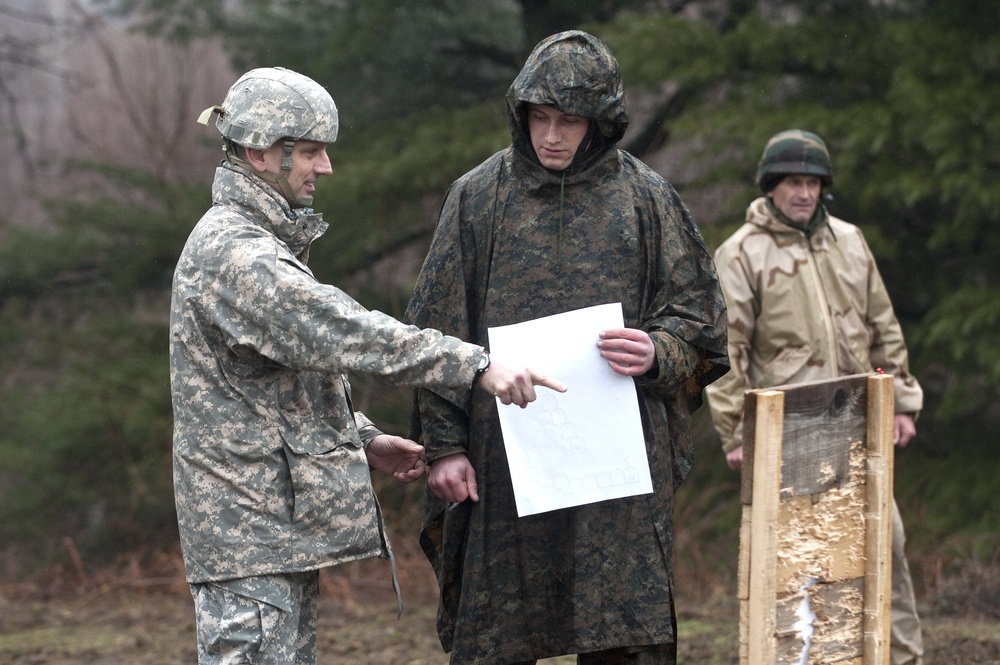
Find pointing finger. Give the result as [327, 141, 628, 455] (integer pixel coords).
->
[533, 373, 567, 393]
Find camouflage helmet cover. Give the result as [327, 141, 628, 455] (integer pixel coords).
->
[756, 129, 833, 191]
[204, 67, 339, 149]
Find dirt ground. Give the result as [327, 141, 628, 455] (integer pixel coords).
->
[2, 558, 998, 664]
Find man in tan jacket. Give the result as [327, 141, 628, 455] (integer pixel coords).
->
[705, 129, 924, 664]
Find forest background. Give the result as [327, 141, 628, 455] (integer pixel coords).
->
[1, 0, 998, 625]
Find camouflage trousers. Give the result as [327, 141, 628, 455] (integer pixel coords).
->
[508, 642, 677, 665]
[191, 570, 319, 665]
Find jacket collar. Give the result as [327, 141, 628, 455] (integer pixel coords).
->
[510, 145, 620, 195]
[212, 162, 328, 261]
[746, 196, 835, 245]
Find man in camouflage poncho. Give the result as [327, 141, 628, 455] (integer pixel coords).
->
[704, 130, 925, 664]
[405, 32, 729, 664]
[170, 67, 564, 665]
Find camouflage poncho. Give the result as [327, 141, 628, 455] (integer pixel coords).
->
[170, 162, 483, 584]
[405, 31, 728, 664]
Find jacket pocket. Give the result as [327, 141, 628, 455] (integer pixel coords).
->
[282, 435, 379, 539]
[757, 345, 812, 388]
[280, 427, 359, 456]
[277, 373, 362, 454]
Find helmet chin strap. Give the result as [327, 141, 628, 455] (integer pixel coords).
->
[232, 139, 313, 209]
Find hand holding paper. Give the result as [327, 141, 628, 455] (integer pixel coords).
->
[597, 327, 656, 376]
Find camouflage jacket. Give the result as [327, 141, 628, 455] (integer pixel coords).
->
[169, 163, 482, 583]
[705, 196, 924, 452]
[405, 31, 728, 663]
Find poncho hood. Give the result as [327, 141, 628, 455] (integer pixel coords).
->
[506, 30, 629, 174]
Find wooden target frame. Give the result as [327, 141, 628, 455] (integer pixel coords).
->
[737, 374, 894, 665]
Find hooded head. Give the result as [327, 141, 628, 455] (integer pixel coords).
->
[506, 31, 629, 174]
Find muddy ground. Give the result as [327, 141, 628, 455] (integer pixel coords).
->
[1, 556, 998, 664]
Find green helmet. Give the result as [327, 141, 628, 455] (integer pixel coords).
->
[756, 129, 833, 192]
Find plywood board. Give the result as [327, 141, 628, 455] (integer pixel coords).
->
[775, 578, 865, 663]
[741, 375, 869, 505]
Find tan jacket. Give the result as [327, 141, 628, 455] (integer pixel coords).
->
[705, 197, 923, 452]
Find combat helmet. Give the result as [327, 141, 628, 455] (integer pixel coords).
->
[197, 67, 338, 207]
[756, 129, 833, 192]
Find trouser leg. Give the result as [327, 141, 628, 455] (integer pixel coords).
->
[292, 573, 319, 664]
[191, 571, 319, 665]
[890, 499, 924, 665]
[506, 642, 677, 665]
[576, 643, 677, 665]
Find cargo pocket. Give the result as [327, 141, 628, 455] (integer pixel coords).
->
[759, 345, 812, 387]
[280, 432, 381, 559]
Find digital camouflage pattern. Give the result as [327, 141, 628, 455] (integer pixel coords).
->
[195, 67, 342, 209]
[704, 196, 923, 453]
[405, 30, 728, 664]
[755, 129, 833, 191]
[191, 571, 319, 664]
[170, 162, 484, 584]
[209, 67, 339, 149]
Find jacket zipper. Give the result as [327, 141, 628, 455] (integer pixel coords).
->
[805, 236, 840, 378]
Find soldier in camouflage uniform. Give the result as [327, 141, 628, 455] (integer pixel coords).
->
[704, 129, 925, 665]
[404, 32, 729, 664]
[171, 67, 564, 665]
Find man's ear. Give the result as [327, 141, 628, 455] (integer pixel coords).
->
[244, 147, 269, 173]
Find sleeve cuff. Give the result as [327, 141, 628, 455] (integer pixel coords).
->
[427, 447, 467, 463]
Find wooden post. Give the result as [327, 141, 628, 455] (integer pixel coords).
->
[864, 374, 895, 665]
[745, 390, 784, 665]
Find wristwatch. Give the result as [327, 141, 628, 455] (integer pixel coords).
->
[474, 351, 491, 382]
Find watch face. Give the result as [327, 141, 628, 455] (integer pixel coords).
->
[478, 353, 490, 372]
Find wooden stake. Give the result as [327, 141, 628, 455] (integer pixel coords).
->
[864, 374, 894, 665]
[62, 536, 90, 591]
[745, 390, 784, 665]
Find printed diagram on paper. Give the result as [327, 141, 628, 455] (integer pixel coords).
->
[487, 302, 652, 516]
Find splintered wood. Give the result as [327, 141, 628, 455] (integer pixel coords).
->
[738, 374, 894, 665]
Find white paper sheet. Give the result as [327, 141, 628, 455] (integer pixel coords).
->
[487, 302, 652, 517]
